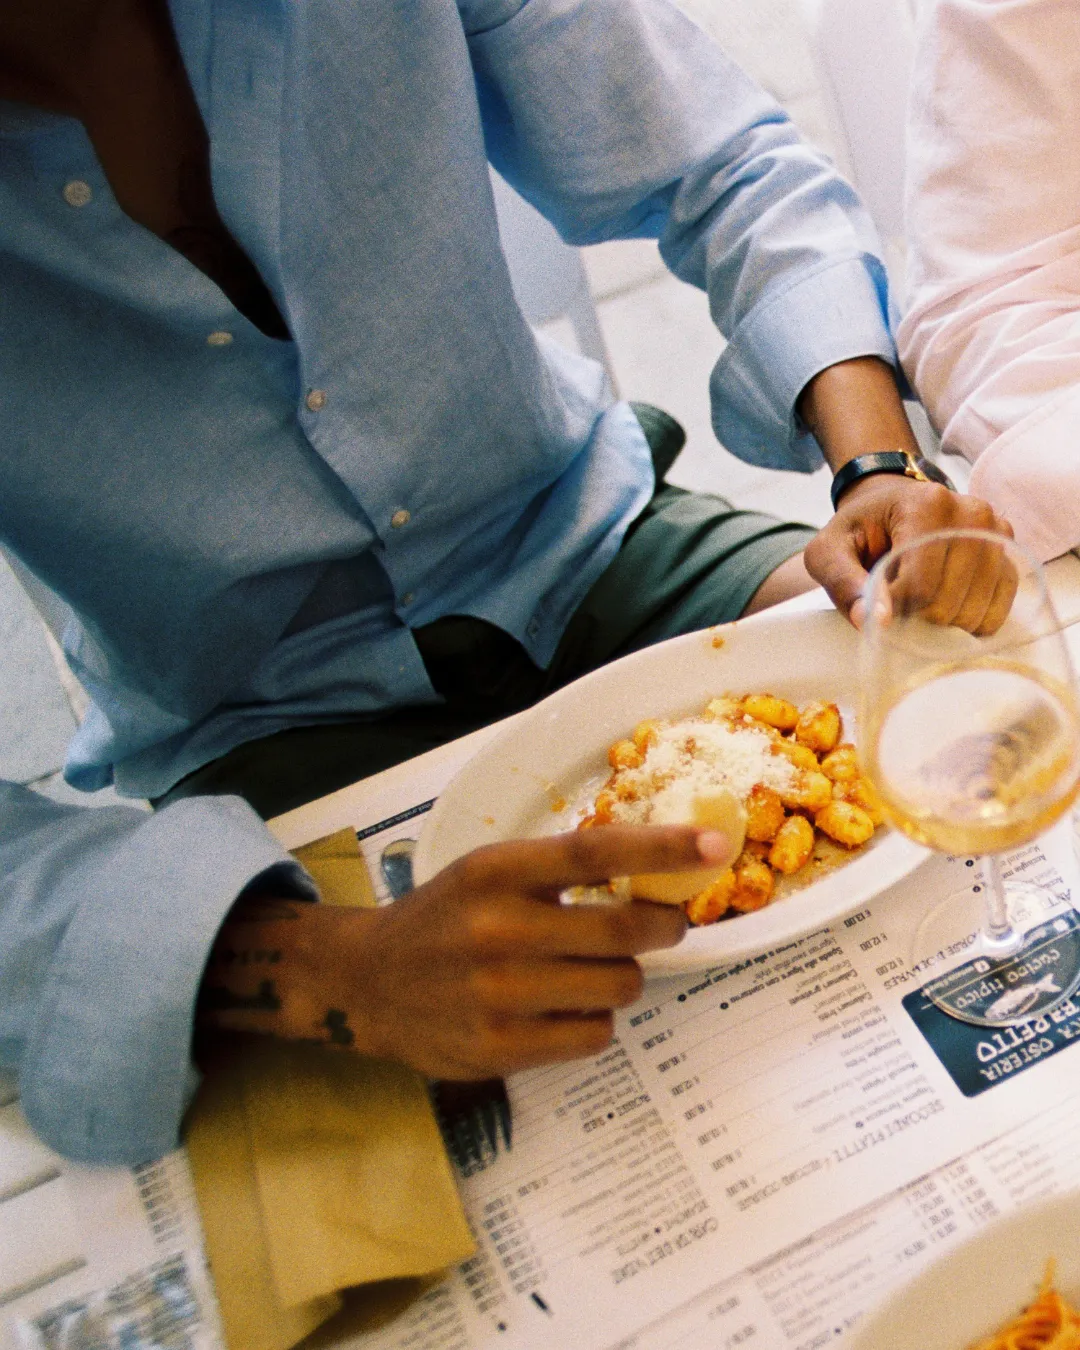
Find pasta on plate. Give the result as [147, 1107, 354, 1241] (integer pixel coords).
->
[580, 692, 884, 925]
[970, 1263, 1080, 1349]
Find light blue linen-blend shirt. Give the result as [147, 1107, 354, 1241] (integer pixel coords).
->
[0, 0, 895, 1163]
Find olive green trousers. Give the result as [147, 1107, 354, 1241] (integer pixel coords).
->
[160, 424, 814, 819]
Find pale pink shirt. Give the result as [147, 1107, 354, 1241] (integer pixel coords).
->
[898, 0, 1080, 562]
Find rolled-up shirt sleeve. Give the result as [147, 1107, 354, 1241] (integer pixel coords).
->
[0, 784, 315, 1165]
[462, 0, 895, 471]
[898, 0, 1080, 562]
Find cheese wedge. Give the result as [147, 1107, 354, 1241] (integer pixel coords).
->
[626, 788, 747, 905]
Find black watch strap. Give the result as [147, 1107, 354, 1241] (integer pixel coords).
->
[830, 450, 955, 511]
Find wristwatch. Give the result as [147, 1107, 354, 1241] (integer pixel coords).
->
[830, 450, 955, 511]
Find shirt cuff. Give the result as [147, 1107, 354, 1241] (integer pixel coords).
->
[20, 795, 315, 1165]
[710, 255, 896, 472]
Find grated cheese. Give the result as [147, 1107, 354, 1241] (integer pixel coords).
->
[608, 717, 797, 825]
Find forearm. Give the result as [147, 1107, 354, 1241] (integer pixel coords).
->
[797, 356, 920, 474]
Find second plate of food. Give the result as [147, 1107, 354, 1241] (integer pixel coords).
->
[850, 1193, 1080, 1350]
[413, 606, 927, 974]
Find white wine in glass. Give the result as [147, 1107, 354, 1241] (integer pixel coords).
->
[860, 529, 1080, 1027]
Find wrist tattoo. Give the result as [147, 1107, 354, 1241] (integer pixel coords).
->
[200, 979, 282, 1014]
[209, 947, 282, 969]
[321, 1009, 355, 1047]
[229, 895, 304, 923]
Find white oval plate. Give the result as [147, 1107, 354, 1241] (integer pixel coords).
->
[851, 1192, 1080, 1350]
[413, 608, 927, 975]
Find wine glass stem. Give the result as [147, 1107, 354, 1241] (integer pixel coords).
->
[982, 854, 1022, 954]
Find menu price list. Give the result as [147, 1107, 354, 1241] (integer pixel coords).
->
[7, 823, 1080, 1350]
[630, 930, 947, 1223]
[466, 1050, 715, 1304]
[364, 1083, 1080, 1350]
[613, 1080, 1080, 1350]
[355, 887, 1056, 1349]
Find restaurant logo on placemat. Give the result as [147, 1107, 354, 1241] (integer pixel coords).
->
[903, 911, 1080, 1097]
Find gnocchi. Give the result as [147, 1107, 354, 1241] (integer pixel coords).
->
[582, 693, 883, 926]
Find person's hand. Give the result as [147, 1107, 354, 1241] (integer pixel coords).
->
[805, 475, 1015, 632]
[197, 826, 731, 1079]
[795, 356, 1015, 633]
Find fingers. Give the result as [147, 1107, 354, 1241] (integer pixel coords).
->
[945, 537, 1016, 634]
[456, 824, 730, 892]
[471, 957, 645, 1014]
[387, 1007, 620, 1081]
[887, 493, 1016, 633]
[804, 520, 873, 624]
[976, 559, 1020, 636]
[810, 475, 1016, 633]
[886, 532, 950, 619]
[461, 887, 688, 959]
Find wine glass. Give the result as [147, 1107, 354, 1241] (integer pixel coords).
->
[859, 528, 1080, 1027]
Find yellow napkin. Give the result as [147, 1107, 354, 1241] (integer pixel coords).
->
[289, 828, 378, 909]
[186, 827, 474, 1350]
[185, 1046, 343, 1350]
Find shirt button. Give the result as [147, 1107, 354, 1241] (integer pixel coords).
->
[62, 180, 93, 207]
[401, 592, 415, 606]
[526, 619, 540, 639]
[305, 389, 327, 412]
[390, 509, 411, 529]
[207, 331, 234, 347]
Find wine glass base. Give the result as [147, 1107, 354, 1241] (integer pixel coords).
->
[913, 881, 1080, 1027]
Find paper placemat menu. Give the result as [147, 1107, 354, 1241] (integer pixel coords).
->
[4, 806, 1080, 1350]
[348, 813, 1080, 1350]
[0, 1087, 222, 1350]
